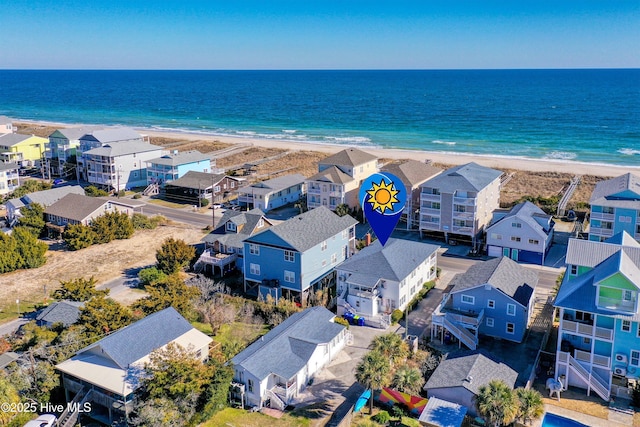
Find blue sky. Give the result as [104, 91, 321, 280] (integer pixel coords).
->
[2, 0, 638, 69]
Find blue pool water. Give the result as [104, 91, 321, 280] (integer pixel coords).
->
[541, 412, 590, 427]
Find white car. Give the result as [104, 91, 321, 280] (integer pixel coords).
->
[23, 414, 57, 427]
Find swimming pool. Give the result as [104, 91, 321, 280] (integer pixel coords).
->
[541, 413, 589, 427]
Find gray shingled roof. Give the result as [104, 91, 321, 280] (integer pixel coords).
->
[566, 232, 640, 268]
[84, 140, 162, 157]
[420, 162, 502, 193]
[381, 160, 442, 188]
[81, 307, 193, 369]
[49, 126, 105, 140]
[202, 208, 270, 249]
[488, 201, 553, 235]
[36, 301, 84, 327]
[232, 307, 344, 381]
[590, 173, 640, 208]
[240, 174, 306, 196]
[319, 148, 378, 167]
[147, 150, 211, 166]
[245, 206, 357, 252]
[165, 171, 226, 190]
[424, 352, 518, 395]
[307, 166, 355, 184]
[0, 352, 19, 369]
[449, 257, 537, 306]
[338, 238, 439, 282]
[0, 116, 12, 126]
[24, 185, 85, 207]
[0, 133, 31, 147]
[45, 193, 107, 222]
[0, 162, 19, 172]
[79, 127, 143, 143]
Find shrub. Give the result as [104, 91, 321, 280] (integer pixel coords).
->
[84, 185, 109, 197]
[133, 193, 142, 199]
[132, 213, 161, 230]
[334, 316, 350, 329]
[372, 410, 390, 424]
[156, 238, 196, 274]
[138, 267, 168, 287]
[199, 198, 210, 207]
[391, 309, 403, 324]
[63, 223, 97, 251]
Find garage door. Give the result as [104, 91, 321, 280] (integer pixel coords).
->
[488, 246, 502, 257]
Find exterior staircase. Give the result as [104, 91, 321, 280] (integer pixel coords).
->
[142, 182, 159, 196]
[567, 354, 610, 401]
[265, 388, 286, 411]
[57, 388, 93, 427]
[442, 314, 477, 350]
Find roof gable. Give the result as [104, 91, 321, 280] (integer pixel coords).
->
[45, 193, 108, 221]
[307, 166, 355, 185]
[488, 201, 552, 237]
[319, 148, 378, 168]
[421, 162, 502, 193]
[381, 160, 442, 188]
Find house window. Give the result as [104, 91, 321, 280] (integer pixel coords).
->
[511, 222, 522, 228]
[231, 181, 235, 188]
[461, 295, 475, 305]
[284, 270, 295, 283]
[257, 218, 264, 228]
[583, 337, 591, 345]
[622, 320, 631, 332]
[249, 244, 260, 255]
[528, 239, 539, 245]
[570, 265, 578, 275]
[623, 290, 632, 301]
[507, 304, 516, 316]
[342, 230, 348, 239]
[487, 300, 495, 309]
[331, 253, 337, 264]
[511, 236, 521, 242]
[575, 311, 593, 323]
[637, 323, 640, 338]
[602, 206, 614, 214]
[250, 263, 260, 276]
[248, 379, 254, 392]
[506, 323, 515, 334]
[321, 240, 327, 251]
[226, 222, 237, 232]
[631, 350, 640, 367]
[491, 233, 502, 240]
[486, 318, 494, 327]
[284, 250, 295, 262]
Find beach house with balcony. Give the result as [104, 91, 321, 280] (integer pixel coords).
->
[145, 150, 213, 185]
[56, 307, 212, 425]
[163, 171, 244, 205]
[336, 238, 439, 328]
[46, 126, 104, 177]
[588, 173, 640, 243]
[237, 174, 305, 212]
[381, 160, 442, 229]
[554, 231, 640, 401]
[486, 201, 555, 265]
[198, 208, 273, 276]
[84, 141, 164, 191]
[243, 206, 357, 303]
[5, 185, 85, 223]
[306, 148, 379, 210]
[0, 162, 19, 197]
[230, 306, 347, 410]
[0, 133, 48, 167]
[419, 162, 502, 246]
[431, 257, 537, 349]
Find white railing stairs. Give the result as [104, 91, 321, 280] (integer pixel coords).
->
[58, 388, 93, 427]
[142, 182, 159, 196]
[442, 314, 477, 350]
[567, 354, 610, 401]
[265, 388, 286, 411]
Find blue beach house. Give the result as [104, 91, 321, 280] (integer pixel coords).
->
[431, 257, 538, 349]
[145, 150, 213, 185]
[589, 173, 640, 243]
[554, 231, 640, 401]
[237, 174, 306, 212]
[242, 206, 357, 304]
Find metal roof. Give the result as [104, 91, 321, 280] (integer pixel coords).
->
[147, 150, 211, 166]
[590, 173, 640, 208]
[566, 232, 640, 268]
[83, 140, 163, 157]
[420, 162, 502, 193]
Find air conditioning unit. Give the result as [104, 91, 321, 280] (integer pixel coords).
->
[615, 353, 627, 364]
[613, 367, 627, 377]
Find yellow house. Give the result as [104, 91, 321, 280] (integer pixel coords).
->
[0, 133, 48, 167]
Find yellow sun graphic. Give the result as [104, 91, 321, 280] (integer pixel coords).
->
[366, 179, 399, 214]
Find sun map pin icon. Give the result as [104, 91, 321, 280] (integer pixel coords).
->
[359, 172, 406, 246]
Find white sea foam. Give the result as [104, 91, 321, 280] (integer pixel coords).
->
[432, 140, 457, 146]
[282, 129, 297, 134]
[543, 151, 577, 161]
[618, 148, 640, 156]
[322, 136, 373, 145]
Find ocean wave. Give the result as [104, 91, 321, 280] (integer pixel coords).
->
[543, 151, 577, 161]
[282, 129, 297, 134]
[322, 136, 373, 145]
[618, 148, 640, 155]
[432, 140, 457, 146]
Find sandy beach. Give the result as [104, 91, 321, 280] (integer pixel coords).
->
[18, 119, 640, 178]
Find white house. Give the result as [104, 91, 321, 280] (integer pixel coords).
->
[46, 125, 105, 177]
[486, 201, 555, 265]
[336, 238, 439, 328]
[237, 173, 305, 212]
[0, 162, 19, 197]
[230, 306, 347, 410]
[0, 116, 14, 135]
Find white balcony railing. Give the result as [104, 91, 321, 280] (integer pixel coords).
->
[590, 227, 614, 237]
[590, 212, 615, 221]
[561, 319, 614, 341]
[420, 193, 441, 202]
[421, 208, 441, 215]
[453, 196, 477, 206]
[452, 211, 475, 220]
[452, 225, 474, 234]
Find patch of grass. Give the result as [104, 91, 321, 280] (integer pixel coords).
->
[201, 407, 309, 427]
[213, 322, 269, 349]
[146, 198, 190, 208]
[192, 321, 213, 336]
[0, 297, 42, 323]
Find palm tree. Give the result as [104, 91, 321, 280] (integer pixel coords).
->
[372, 333, 409, 367]
[515, 388, 544, 425]
[475, 380, 519, 427]
[392, 366, 424, 395]
[355, 350, 391, 413]
[334, 203, 350, 217]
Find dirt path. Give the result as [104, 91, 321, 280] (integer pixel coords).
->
[0, 223, 207, 314]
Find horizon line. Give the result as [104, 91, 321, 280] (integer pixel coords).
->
[1, 67, 639, 72]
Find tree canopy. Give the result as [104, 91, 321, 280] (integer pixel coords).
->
[355, 350, 391, 413]
[78, 296, 134, 336]
[475, 380, 519, 427]
[18, 202, 46, 236]
[53, 276, 107, 302]
[63, 223, 97, 250]
[155, 238, 196, 275]
[133, 274, 200, 320]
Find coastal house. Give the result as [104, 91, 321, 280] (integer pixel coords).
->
[46, 126, 104, 177]
[0, 116, 14, 135]
[554, 231, 640, 401]
[0, 133, 48, 167]
[197, 208, 273, 276]
[238, 173, 305, 212]
[36, 301, 83, 328]
[163, 171, 244, 205]
[306, 148, 379, 210]
[146, 150, 214, 186]
[419, 162, 502, 246]
[5, 185, 85, 223]
[0, 162, 19, 197]
[423, 352, 518, 417]
[431, 257, 538, 349]
[486, 201, 555, 265]
[230, 306, 347, 410]
[77, 127, 147, 181]
[336, 237, 439, 328]
[56, 307, 212, 425]
[242, 206, 357, 303]
[588, 173, 640, 243]
[84, 141, 164, 191]
[381, 160, 442, 229]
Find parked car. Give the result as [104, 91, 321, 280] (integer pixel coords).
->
[53, 178, 65, 186]
[23, 414, 57, 427]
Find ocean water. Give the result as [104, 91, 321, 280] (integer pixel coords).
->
[0, 69, 638, 166]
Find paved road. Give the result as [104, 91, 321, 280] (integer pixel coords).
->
[141, 203, 217, 228]
[96, 267, 144, 298]
[0, 318, 29, 337]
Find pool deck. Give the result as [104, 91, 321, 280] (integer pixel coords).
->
[531, 404, 633, 427]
